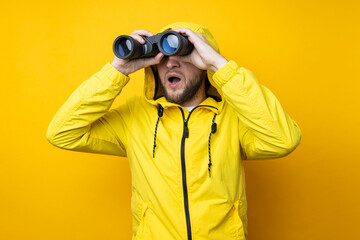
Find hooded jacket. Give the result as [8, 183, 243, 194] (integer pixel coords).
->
[47, 22, 301, 240]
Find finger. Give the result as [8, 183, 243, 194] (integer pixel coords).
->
[129, 34, 146, 44]
[172, 28, 203, 37]
[138, 52, 165, 69]
[130, 30, 154, 44]
[171, 28, 201, 44]
[132, 29, 154, 37]
[151, 52, 165, 65]
[172, 28, 192, 34]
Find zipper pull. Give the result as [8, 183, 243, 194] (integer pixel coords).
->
[184, 120, 189, 138]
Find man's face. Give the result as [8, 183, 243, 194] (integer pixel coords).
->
[156, 56, 206, 106]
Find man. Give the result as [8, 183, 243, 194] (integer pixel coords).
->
[47, 22, 301, 240]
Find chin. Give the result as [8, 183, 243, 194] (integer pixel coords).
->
[165, 96, 181, 104]
[164, 92, 183, 104]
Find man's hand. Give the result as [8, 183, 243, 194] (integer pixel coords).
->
[169, 28, 228, 72]
[111, 30, 164, 76]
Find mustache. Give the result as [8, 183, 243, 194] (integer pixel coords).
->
[165, 70, 184, 79]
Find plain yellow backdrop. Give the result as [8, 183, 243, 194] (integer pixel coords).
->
[1, 0, 359, 239]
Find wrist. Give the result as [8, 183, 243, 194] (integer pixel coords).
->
[209, 56, 228, 72]
[111, 59, 131, 76]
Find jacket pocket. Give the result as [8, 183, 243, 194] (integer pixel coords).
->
[230, 200, 246, 240]
[132, 190, 152, 240]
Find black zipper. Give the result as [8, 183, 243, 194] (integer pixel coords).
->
[178, 105, 218, 240]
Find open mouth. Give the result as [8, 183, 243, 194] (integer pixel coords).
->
[168, 77, 181, 84]
[166, 73, 182, 88]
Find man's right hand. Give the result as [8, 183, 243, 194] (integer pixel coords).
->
[111, 29, 164, 76]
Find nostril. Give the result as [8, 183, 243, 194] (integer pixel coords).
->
[166, 59, 180, 68]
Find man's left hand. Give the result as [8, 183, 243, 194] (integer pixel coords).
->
[169, 28, 228, 72]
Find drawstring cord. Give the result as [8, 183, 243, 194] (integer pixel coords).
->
[153, 104, 163, 158]
[153, 104, 217, 178]
[208, 113, 217, 178]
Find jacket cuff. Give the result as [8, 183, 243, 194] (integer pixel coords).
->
[212, 60, 240, 88]
[99, 62, 130, 87]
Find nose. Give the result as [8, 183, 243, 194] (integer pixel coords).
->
[165, 57, 180, 69]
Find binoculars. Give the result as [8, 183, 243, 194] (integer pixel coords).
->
[113, 30, 194, 60]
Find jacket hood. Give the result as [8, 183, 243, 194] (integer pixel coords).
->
[144, 22, 224, 112]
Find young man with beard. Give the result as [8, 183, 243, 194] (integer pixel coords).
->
[47, 22, 301, 240]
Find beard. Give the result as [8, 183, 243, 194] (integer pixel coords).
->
[161, 74, 205, 105]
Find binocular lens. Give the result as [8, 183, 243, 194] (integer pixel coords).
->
[118, 39, 132, 57]
[113, 30, 193, 59]
[161, 34, 179, 54]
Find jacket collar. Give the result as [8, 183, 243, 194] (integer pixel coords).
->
[147, 96, 220, 114]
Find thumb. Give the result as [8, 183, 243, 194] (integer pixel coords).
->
[139, 52, 164, 68]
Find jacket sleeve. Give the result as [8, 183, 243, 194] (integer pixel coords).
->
[212, 60, 301, 160]
[46, 63, 132, 157]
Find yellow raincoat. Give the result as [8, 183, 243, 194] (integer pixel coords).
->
[47, 22, 301, 240]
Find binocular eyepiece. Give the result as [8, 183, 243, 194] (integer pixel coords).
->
[113, 30, 194, 60]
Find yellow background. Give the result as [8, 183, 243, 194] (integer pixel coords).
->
[1, 0, 359, 239]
